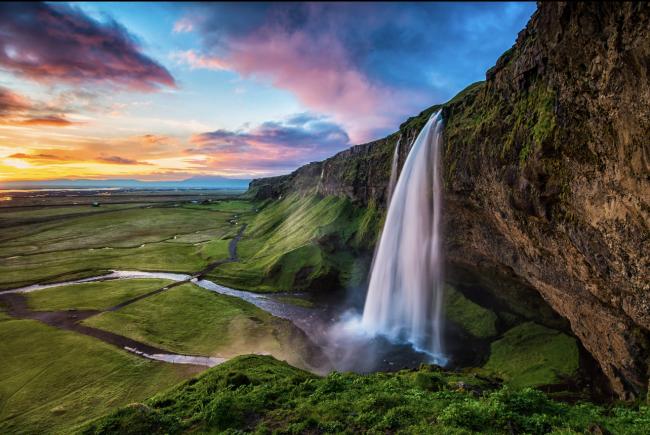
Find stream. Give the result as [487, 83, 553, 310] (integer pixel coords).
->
[2, 270, 435, 372]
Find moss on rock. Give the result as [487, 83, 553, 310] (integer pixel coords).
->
[444, 285, 498, 339]
[484, 322, 579, 388]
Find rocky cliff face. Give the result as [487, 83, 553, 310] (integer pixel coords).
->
[248, 2, 649, 399]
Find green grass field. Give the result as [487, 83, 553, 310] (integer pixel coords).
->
[0, 195, 377, 294]
[0, 206, 235, 256]
[25, 278, 172, 311]
[83, 283, 316, 369]
[180, 199, 253, 213]
[0, 204, 238, 290]
[0, 317, 195, 434]
[0, 203, 148, 226]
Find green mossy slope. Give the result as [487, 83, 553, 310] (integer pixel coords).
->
[209, 194, 381, 292]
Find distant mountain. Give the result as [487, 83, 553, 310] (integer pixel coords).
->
[0, 176, 251, 190]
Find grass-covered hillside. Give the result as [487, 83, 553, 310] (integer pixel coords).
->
[208, 193, 382, 292]
[84, 354, 650, 435]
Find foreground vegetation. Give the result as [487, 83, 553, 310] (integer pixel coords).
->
[84, 354, 650, 435]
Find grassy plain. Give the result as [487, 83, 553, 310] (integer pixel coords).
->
[0, 193, 264, 433]
[26, 278, 172, 311]
[0, 317, 194, 434]
[0, 202, 241, 290]
[83, 283, 315, 368]
[0, 203, 147, 226]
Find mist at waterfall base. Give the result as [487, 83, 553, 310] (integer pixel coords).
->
[317, 111, 448, 373]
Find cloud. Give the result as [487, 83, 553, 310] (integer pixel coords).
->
[140, 134, 170, 145]
[0, 87, 30, 114]
[173, 17, 194, 33]
[189, 112, 349, 153]
[96, 155, 150, 165]
[186, 113, 350, 174]
[172, 50, 228, 71]
[9, 152, 67, 161]
[0, 2, 175, 91]
[17, 116, 74, 127]
[0, 86, 77, 127]
[176, 2, 536, 141]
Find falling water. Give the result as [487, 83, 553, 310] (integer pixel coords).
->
[361, 110, 445, 362]
[386, 134, 402, 204]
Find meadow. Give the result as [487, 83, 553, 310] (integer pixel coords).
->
[0, 315, 195, 434]
[83, 283, 317, 368]
[25, 278, 172, 311]
[0, 196, 250, 290]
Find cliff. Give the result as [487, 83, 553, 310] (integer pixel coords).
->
[246, 2, 649, 399]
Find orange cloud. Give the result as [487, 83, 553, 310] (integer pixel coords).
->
[96, 155, 152, 165]
[0, 86, 78, 128]
[16, 116, 75, 127]
[9, 152, 69, 161]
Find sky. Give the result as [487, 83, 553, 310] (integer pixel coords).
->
[0, 2, 536, 181]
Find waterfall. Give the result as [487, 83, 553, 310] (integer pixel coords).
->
[386, 134, 402, 204]
[361, 110, 445, 361]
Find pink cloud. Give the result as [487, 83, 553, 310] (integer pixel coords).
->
[183, 22, 428, 142]
[0, 3, 175, 92]
[173, 17, 194, 33]
[173, 50, 228, 71]
[185, 113, 350, 175]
